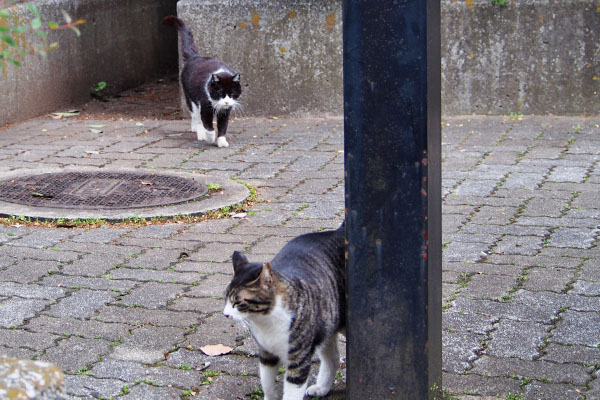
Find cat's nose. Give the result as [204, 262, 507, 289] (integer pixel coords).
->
[223, 311, 231, 318]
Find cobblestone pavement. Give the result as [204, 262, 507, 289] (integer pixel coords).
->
[0, 114, 598, 399]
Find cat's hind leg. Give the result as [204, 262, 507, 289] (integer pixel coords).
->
[306, 333, 339, 398]
[258, 351, 280, 400]
[190, 103, 206, 141]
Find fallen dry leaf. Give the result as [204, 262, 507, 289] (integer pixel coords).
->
[199, 344, 233, 356]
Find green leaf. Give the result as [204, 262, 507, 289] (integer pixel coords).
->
[31, 17, 42, 29]
[13, 26, 28, 34]
[0, 27, 8, 33]
[71, 26, 81, 37]
[48, 21, 59, 29]
[1, 35, 16, 47]
[8, 58, 21, 67]
[0, 10, 11, 18]
[26, 4, 40, 17]
[35, 30, 47, 39]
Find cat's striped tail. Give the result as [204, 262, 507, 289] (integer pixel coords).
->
[162, 16, 199, 60]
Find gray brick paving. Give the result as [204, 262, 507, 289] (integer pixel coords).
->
[485, 320, 547, 360]
[0, 115, 598, 398]
[46, 289, 117, 318]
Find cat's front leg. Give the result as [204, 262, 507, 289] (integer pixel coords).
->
[259, 351, 280, 400]
[283, 353, 311, 400]
[282, 378, 308, 400]
[306, 334, 339, 398]
[200, 105, 216, 144]
[216, 109, 231, 148]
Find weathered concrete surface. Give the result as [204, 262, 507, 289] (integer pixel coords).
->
[0, 0, 177, 126]
[2, 0, 598, 125]
[177, 0, 343, 116]
[179, 0, 599, 116]
[442, 0, 600, 115]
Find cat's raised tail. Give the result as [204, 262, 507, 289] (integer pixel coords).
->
[162, 16, 199, 60]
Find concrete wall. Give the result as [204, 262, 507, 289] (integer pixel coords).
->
[179, 0, 599, 116]
[0, 0, 178, 126]
[177, 0, 343, 117]
[442, 0, 600, 115]
[1, 0, 598, 124]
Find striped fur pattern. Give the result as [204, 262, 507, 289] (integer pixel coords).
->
[224, 223, 345, 400]
[162, 16, 241, 147]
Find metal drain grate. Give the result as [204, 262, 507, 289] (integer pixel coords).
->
[0, 171, 209, 210]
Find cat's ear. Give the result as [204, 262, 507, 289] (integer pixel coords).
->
[232, 251, 248, 274]
[232, 73, 240, 83]
[259, 262, 273, 290]
[211, 74, 220, 83]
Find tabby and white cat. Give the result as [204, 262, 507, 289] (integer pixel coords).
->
[224, 223, 345, 400]
[162, 16, 241, 148]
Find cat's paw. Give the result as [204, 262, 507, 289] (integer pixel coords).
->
[216, 136, 229, 148]
[195, 127, 206, 141]
[205, 130, 216, 144]
[306, 384, 330, 397]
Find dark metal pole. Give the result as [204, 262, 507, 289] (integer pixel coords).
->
[343, 0, 441, 398]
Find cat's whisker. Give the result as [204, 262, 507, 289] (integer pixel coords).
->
[231, 102, 245, 118]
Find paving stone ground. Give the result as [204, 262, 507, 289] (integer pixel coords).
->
[0, 113, 598, 399]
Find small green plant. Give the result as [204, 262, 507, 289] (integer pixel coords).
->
[207, 183, 222, 191]
[506, 393, 524, 400]
[121, 385, 130, 394]
[519, 376, 531, 387]
[491, 0, 506, 5]
[430, 384, 459, 400]
[248, 387, 264, 399]
[509, 112, 522, 120]
[93, 81, 107, 92]
[292, 202, 309, 216]
[178, 364, 193, 370]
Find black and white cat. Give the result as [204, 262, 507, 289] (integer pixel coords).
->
[224, 223, 345, 400]
[163, 16, 242, 148]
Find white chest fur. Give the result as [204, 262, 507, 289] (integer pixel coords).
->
[245, 296, 293, 363]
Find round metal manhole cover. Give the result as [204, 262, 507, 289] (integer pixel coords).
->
[0, 171, 209, 210]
